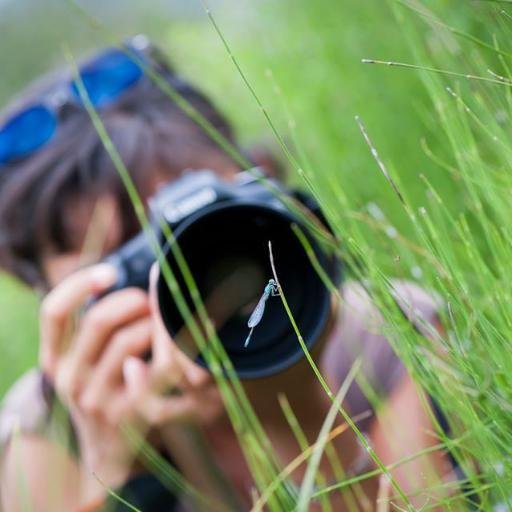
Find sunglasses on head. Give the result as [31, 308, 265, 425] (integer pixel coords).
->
[0, 35, 171, 166]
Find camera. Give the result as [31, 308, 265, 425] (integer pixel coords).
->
[104, 169, 341, 378]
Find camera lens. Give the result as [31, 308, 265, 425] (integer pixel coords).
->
[157, 203, 331, 378]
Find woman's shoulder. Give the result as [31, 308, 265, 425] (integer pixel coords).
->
[0, 368, 52, 452]
[340, 279, 443, 340]
[343, 278, 442, 318]
[321, 279, 442, 425]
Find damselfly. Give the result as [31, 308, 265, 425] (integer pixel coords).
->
[244, 279, 280, 348]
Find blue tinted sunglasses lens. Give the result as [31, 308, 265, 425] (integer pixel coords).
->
[0, 106, 57, 165]
[71, 49, 144, 107]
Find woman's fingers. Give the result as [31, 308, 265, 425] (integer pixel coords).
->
[59, 288, 151, 400]
[139, 382, 222, 426]
[40, 264, 118, 376]
[80, 318, 153, 413]
[121, 355, 189, 426]
[175, 349, 211, 388]
[140, 394, 200, 425]
[72, 288, 150, 365]
[149, 263, 214, 389]
[102, 356, 151, 426]
[142, 264, 221, 426]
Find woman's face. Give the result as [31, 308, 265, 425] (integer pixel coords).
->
[42, 194, 125, 287]
[42, 164, 240, 288]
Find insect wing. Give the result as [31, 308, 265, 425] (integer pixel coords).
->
[247, 292, 269, 328]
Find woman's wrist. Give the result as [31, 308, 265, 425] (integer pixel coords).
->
[73, 415, 137, 502]
[79, 449, 134, 506]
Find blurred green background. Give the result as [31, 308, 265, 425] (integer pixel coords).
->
[0, 0, 485, 396]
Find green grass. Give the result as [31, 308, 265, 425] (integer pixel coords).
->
[0, 274, 39, 395]
[0, 0, 462, 393]
[2, 0, 512, 509]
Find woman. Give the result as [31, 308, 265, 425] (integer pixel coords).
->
[0, 36, 451, 511]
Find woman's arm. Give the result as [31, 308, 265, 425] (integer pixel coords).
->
[370, 374, 455, 509]
[1, 435, 82, 512]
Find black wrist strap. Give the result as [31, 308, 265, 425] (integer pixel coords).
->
[102, 472, 179, 512]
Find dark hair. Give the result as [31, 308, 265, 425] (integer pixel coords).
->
[0, 52, 241, 289]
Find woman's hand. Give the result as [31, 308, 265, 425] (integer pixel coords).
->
[40, 263, 224, 504]
[40, 264, 153, 500]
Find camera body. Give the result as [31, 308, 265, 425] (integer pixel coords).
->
[105, 169, 341, 378]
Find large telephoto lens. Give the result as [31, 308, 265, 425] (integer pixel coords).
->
[157, 201, 333, 379]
